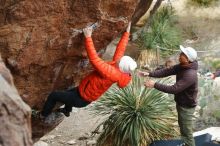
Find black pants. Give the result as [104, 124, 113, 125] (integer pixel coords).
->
[41, 87, 90, 117]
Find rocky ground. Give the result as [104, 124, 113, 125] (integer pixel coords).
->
[34, 104, 102, 146]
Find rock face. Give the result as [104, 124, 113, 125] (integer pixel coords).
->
[0, 55, 32, 146]
[0, 0, 138, 109]
[0, 0, 153, 142]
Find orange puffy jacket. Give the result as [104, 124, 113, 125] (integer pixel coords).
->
[79, 32, 131, 102]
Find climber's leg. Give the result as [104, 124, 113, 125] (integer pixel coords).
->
[68, 87, 90, 108]
[41, 87, 90, 117]
[57, 87, 90, 117]
[41, 90, 75, 117]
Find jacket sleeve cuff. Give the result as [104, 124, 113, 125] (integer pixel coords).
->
[123, 32, 130, 37]
[149, 72, 153, 77]
[154, 82, 160, 89]
[85, 37, 92, 41]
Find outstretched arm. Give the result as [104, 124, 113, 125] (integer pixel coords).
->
[145, 71, 197, 94]
[149, 65, 178, 78]
[138, 65, 177, 79]
[83, 27, 121, 81]
[113, 22, 131, 61]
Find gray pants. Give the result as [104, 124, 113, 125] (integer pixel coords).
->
[176, 105, 196, 146]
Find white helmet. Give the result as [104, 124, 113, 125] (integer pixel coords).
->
[180, 45, 197, 62]
[119, 56, 137, 74]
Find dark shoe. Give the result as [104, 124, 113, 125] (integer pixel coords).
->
[56, 108, 70, 117]
[44, 112, 64, 124]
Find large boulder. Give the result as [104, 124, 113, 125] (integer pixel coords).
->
[0, 0, 154, 142]
[0, 55, 32, 146]
[0, 0, 140, 109]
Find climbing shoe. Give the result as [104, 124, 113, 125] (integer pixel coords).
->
[44, 112, 64, 124]
[56, 108, 70, 117]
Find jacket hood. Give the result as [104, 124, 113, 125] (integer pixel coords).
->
[190, 61, 198, 70]
[180, 61, 198, 70]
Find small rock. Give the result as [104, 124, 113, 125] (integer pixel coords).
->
[67, 139, 77, 145]
[34, 141, 48, 146]
[86, 139, 96, 145]
[40, 135, 56, 141]
[78, 132, 91, 140]
[7, 58, 17, 67]
[85, 132, 91, 136]
[58, 140, 65, 144]
[72, 108, 78, 113]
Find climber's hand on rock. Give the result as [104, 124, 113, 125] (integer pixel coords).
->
[126, 21, 131, 33]
[83, 27, 93, 37]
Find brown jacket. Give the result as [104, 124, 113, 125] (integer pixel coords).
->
[214, 70, 220, 78]
[149, 61, 198, 108]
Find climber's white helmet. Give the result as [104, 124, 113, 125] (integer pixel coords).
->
[119, 56, 137, 74]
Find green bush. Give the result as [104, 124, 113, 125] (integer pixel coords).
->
[92, 75, 178, 146]
[195, 75, 220, 130]
[204, 58, 220, 70]
[213, 110, 220, 120]
[211, 60, 220, 70]
[137, 6, 182, 58]
[198, 76, 214, 108]
[190, 0, 218, 7]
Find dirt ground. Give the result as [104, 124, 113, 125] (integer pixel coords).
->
[35, 0, 220, 146]
[35, 104, 102, 146]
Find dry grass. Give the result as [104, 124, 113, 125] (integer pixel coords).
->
[173, 0, 220, 19]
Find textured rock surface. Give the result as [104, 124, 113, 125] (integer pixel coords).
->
[0, 55, 32, 146]
[0, 0, 153, 142]
[0, 0, 139, 109]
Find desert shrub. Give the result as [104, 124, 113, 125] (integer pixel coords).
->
[137, 5, 182, 58]
[92, 75, 178, 146]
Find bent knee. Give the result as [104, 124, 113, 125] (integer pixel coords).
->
[48, 91, 60, 99]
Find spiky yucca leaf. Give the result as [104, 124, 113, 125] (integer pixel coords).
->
[92, 74, 178, 146]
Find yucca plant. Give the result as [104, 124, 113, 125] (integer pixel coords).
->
[92, 74, 179, 146]
[137, 5, 182, 58]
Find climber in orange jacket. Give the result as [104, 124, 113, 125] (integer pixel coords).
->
[40, 22, 137, 121]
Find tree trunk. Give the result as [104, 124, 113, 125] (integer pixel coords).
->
[144, 0, 164, 31]
[131, 0, 154, 25]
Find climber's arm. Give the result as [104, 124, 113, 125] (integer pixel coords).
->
[83, 27, 121, 81]
[113, 22, 131, 61]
